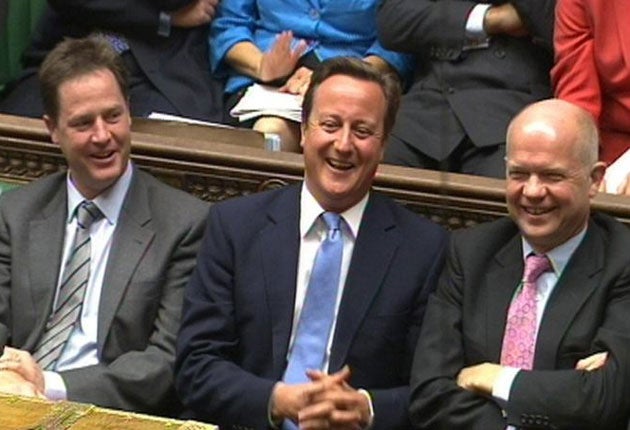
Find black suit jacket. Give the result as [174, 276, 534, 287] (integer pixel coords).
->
[22, 0, 223, 122]
[175, 184, 448, 430]
[410, 214, 630, 429]
[0, 168, 208, 414]
[377, 0, 554, 161]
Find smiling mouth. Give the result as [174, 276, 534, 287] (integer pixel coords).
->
[327, 158, 353, 171]
[523, 206, 553, 216]
[92, 151, 116, 160]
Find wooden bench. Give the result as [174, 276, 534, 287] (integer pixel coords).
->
[1, 113, 629, 229]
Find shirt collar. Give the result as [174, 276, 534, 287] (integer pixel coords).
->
[299, 183, 369, 240]
[521, 226, 587, 276]
[66, 162, 134, 225]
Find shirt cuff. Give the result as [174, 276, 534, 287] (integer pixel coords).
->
[492, 366, 520, 409]
[358, 389, 374, 429]
[268, 382, 282, 429]
[158, 11, 172, 37]
[464, 4, 492, 50]
[43, 371, 67, 401]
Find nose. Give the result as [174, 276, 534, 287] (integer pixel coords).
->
[333, 126, 352, 152]
[91, 117, 111, 144]
[522, 175, 546, 199]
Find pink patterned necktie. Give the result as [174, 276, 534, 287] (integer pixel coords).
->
[500, 254, 552, 370]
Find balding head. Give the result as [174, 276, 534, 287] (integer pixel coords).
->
[504, 99, 606, 253]
[506, 99, 599, 169]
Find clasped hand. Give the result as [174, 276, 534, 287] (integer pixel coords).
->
[272, 366, 371, 430]
[0, 347, 45, 398]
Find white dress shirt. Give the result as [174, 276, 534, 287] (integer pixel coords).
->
[287, 184, 369, 372]
[43, 163, 133, 400]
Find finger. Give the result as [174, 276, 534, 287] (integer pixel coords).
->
[575, 352, 607, 371]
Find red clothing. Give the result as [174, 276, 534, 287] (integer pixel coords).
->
[551, 0, 630, 164]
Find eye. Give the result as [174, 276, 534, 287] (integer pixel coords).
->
[353, 126, 374, 139]
[320, 120, 340, 133]
[105, 109, 123, 123]
[70, 118, 93, 131]
[543, 172, 565, 182]
[508, 171, 528, 181]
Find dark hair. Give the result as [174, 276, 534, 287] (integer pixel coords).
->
[301, 57, 401, 137]
[39, 36, 129, 121]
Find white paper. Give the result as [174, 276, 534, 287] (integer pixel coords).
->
[230, 84, 302, 123]
[147, 112, 233, 128]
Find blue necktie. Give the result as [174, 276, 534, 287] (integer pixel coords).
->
[282, 212, 343, 429]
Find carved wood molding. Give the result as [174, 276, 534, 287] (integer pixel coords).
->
[1, 113, 629, 229]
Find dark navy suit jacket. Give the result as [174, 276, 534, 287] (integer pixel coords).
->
[175, 184, 448, 430]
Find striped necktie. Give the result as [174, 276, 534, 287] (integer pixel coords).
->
[33, 201, 103, 370]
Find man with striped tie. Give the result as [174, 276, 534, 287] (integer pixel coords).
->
[0, 36, 208, 415]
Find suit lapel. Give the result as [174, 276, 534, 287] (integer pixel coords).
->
[484, 234, 524, 362]
[97, 172, 155, 347]
[27, 187, 67, 347]
[261, 185, 301, 376]
[328, 195, 399, 372]
[534, 224, 603, 368]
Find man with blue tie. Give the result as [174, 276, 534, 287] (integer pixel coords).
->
[175, 57, 448, 430]
[409, 99, 630, 429]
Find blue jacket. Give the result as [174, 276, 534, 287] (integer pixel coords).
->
[210, 0, 413, 93]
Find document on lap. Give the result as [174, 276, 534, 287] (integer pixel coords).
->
[230, 84, 302, 123]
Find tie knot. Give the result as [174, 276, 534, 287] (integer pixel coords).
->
[322, 212, 341, 230]
[76, 201, 103, 230]
[321, 212, 342, 241]
[524, 254, 552, 284]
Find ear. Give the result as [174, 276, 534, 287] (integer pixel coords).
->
[43, 115, 59, 145]
[588, 161, 607, 197]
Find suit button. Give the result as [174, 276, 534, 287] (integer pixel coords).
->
[494, 48, 506, 58]
[309, 8, 319, 19]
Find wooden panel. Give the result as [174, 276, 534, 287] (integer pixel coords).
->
[1, 113, 629, 229]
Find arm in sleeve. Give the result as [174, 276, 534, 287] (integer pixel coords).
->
[58, 211, 206, 413]
[366, 227, 449, 429]
[209, 0, 259, 75]
[48, 0, 195, 33]
[509, 0, 556, 49]
[505, 267, 630, 429]
[551, 0, 602, 121]
[377, 0, 476, 59]
[0, 202, 12, 351]
[409, 236, 507, 430]
[174, 206, 276, 430]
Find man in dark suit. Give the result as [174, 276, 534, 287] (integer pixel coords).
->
[0, 37, 208, 415]
[377, 0, 554, 178]
[0, 0, 223, 122]
[410, 99, 630, 429]
[175, 57, 448, 430]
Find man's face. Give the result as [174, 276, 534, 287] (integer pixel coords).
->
[301, 74, 387, 212]
[44, 68, 131, 199]
[506, 122, 604, 253]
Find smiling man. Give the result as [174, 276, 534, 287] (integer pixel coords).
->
[0, 37, 208, 415]
[409, 99, 630, 430]
[175, 57, 448, 430]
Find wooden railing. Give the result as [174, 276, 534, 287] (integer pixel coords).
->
[1, 113, 629, 229]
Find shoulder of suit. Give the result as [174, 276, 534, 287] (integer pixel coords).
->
[0, 171, 65, 206]
[135, 169, 208, 210]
